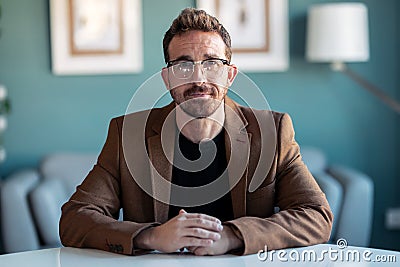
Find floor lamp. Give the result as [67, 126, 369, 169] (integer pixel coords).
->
[306, 2, 400, 231]
[306, 2, 400, 114]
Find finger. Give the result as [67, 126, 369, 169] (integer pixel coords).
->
[187, 246, 197, 252]
[183, 227, 221, 241]
[182, 218, 224, 232]
[181, 237, 214, 248]
[180, 213, 221, 224]
[193, 247, 209, 256]
[179, 209, 187, 214]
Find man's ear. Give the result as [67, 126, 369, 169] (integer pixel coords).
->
[227, 64, 238, 87]
[161, 67, 170, 90]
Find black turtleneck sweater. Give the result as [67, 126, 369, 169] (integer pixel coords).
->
[168, 130, 234, 222]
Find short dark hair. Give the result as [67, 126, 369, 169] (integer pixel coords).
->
[163, 8, 232, 63]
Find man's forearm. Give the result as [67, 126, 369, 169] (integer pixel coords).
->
[133, 227, 155, 250]
[223, 225, 244, 252]
[225, 204, 333, 255]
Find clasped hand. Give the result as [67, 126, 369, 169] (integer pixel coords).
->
[134, 209, 242, 255]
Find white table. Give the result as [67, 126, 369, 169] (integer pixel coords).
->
[0, 244, 398, 267]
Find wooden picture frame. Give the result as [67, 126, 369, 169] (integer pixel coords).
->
[50, 0, 142, 75]
[197, 0, 289, 72]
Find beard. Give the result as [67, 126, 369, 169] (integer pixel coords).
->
[171, 85, 224, 118]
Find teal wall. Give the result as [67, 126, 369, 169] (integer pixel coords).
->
[0, 0, 399, 251]
[397, 0, 400, 206]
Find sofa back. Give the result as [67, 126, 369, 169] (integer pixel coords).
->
[40, 153, 97, 195]
[29, 153, 97, 247]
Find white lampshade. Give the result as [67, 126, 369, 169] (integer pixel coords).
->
[306, 3, 369, 63]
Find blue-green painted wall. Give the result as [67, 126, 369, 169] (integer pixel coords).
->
[397, 0, 400, 204]
[0, 0, 399, 251]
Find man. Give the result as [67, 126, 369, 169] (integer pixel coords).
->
[60, 8, 332, 256]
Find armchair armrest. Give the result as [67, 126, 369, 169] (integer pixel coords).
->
[30, 179, 69, 247]
[328, 164, 374, 246]
[313, 173, 343, 242]
[0, 170, 41, 253]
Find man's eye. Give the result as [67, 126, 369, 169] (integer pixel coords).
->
[203, 60, 219, 70]
[178, 62, 193, 69]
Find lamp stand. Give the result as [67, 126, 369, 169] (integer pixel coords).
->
[331, 62, 400, 114]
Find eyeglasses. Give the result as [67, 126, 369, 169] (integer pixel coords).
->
[166, 58, 230, 80]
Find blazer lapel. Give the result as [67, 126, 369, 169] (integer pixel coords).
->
[147, 104, 176, 223]
[224, 98, 251, 218]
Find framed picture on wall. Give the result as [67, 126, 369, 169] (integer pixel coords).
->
[50, 0, 142, 75]
[197, 0, 289, 72]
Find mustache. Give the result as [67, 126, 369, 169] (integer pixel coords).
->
[183, 85, 216, 97]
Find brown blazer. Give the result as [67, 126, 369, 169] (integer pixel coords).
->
[60, 97, 333, 255]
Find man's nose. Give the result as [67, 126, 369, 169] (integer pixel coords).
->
[190, 63, 207, 84]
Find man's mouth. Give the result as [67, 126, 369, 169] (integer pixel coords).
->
[183, 85, 215, 99]
[187, 92, 212, 98]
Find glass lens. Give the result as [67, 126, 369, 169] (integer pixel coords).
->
[203, 59, 221, 71]
[203, 60, 224, 79]
[172, 61, 193, 79]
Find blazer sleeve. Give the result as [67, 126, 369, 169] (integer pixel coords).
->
[225, 113, 333, 255]
[59, 118, 158, 255]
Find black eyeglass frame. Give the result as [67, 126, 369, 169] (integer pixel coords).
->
[166, 58, 230, 68]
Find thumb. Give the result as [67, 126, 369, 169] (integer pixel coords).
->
[179, 209, 187, 214]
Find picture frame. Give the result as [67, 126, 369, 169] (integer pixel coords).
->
[197, 0, 289, 72]
[50, 0, 142, 75]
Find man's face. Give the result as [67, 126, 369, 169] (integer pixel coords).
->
[162, 31, 237, 118]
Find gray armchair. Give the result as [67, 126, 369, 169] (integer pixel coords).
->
[1, 154, 96, 253]
[0, 147, 374, 253]
[301, 146, 374, 246]
[0, 170, 41, 252]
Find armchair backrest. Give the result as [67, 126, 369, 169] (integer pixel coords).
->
[300, 146, 373, 246]
[29, 153, 97, 247]
[40, 153, 97, 194]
